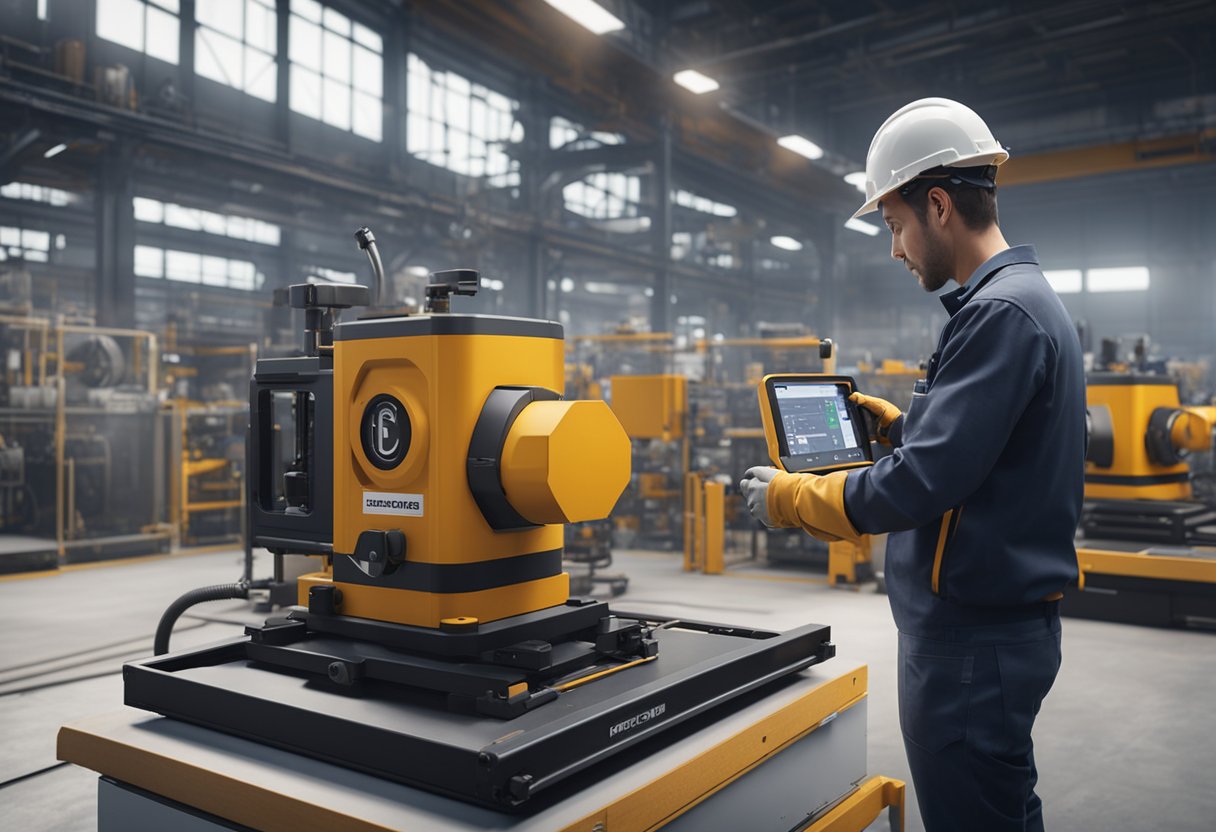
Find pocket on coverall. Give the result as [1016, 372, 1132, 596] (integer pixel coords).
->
[899, 647, 974, 752]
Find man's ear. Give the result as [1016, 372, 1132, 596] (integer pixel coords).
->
[927, 186, 952, 228]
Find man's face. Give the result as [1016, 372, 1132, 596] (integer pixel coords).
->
[879, 191, 954, 292]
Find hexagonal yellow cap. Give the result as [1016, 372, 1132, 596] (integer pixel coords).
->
[500, 399, 631, 525]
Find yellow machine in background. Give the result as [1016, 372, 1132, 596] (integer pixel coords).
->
[563, 325, 879, 587]
[162, 328, 256, 548]
[855, 358, 921, 414]
[1085, 373, 1215, 501]
[610, 374, 687, 441]
[610, 372, 689, 551]
[1065, 359, 1216, 628]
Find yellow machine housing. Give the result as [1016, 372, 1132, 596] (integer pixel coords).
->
[303, 315, 631, 629]
[609, 374, 687, 440]
[1085, 373, 1211, 501]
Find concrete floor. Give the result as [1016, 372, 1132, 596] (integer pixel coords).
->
[1, 548, 1214, 831]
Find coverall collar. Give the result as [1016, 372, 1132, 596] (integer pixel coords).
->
[940, 244, 1039, 317]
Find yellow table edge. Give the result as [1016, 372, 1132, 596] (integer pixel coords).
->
[56, 664, 893, 832]
[1077, 545, 1216, 584]
[561, 665, 870, 832]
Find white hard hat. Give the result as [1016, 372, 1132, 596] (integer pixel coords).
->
[853, 97, 1009, 219]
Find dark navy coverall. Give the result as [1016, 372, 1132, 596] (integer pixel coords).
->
[843, 245, 1087, 832]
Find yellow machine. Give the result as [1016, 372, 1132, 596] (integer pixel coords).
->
[133, 236, 838, 810]
[609, 373, 687, 441]
[303, 310, 630, 628]
[1084, 373, 1215, 501]
[1066, 368, 1216, 628]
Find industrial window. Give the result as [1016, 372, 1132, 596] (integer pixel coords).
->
[1042, 269, 1082, 294]
[95, 0, 180, 65]
[38, 0, 49, 20]
[0, 226, 64, 263]
[1087, 266, 1150, 292]
[563, 173, 640, 220]
[672, 189, 736, 218]
[1, 181, 76, 207]
[304, 266, 357, 283]
[758, 258, 792, 271]
[549, 116, 622, 149]
[134, 245, 266, 291]
[549, 117, 637, 219]
[195, 0, 278, 102]
[289, 0, 383, 141]
[133, 197, 281, 246]
[406, 53, 521, 186]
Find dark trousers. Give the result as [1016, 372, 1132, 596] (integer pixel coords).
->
[898, 610, 1062, 832]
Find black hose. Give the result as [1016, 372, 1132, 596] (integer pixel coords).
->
[154, 582, 250, 656]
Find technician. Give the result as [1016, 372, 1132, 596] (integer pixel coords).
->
[740, 98, 1086, 832]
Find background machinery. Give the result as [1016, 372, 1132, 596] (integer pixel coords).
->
[1065, 334, 1216, 628]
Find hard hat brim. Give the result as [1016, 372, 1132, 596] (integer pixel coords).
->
[851, 148, 1010, 220]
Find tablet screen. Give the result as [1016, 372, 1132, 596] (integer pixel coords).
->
[772, 381, 867, 471]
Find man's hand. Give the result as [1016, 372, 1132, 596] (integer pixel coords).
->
[849, 391, 902, 445]
[739, 466, 779, 528]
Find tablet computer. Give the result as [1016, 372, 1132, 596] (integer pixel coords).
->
[757, 374, 874, 474]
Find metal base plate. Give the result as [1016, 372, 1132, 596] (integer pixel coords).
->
[123, 614, 833, 809]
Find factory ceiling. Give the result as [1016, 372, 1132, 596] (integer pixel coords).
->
[644, 0, 1216, 166]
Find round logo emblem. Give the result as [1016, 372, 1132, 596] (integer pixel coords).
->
[361, 394, 410, 470]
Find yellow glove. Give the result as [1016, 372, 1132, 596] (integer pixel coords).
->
[849, 391, 901, 445]
[767, 470, 861, 543]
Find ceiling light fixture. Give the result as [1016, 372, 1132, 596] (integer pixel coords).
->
[770, 235, 803, 251]
[43, 143, 69, 159]
[844, 218, 880, 237]
[542, 0, 624, 35]
[673, 69, 719, 94]
[843, 171, 867, 192]
[776, 135, 824, 161]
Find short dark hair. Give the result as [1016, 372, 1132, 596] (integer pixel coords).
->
[903, 178, 999, 230]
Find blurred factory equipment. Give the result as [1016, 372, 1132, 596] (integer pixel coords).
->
[689, 326, 877, 584]
[854, 358, 922, 414]
[565, 330, 681, 592]
[0, 311, 170, 573]
[162, 323, 256, 548]
[1065, 333, 1216, 628]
